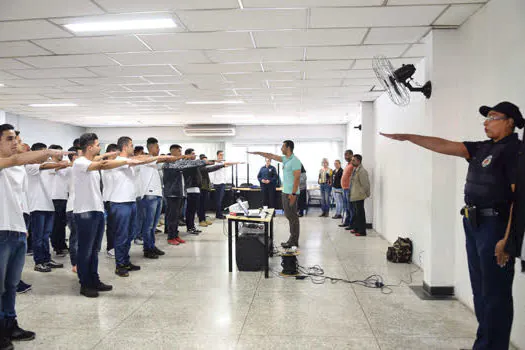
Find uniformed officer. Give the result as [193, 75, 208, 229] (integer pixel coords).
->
[381, 101, 524, 350]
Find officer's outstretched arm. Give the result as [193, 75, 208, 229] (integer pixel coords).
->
[380, 133, 470, 159]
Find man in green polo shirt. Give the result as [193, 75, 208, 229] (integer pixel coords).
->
[249, 140, 302, 248]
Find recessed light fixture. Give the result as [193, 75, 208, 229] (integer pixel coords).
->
[212, 114, 254, 118]
[0, 83, 4, 87]
[29, 103, 78, 107]
[186, 100, 245, 105]
[64, 18, 177, 33]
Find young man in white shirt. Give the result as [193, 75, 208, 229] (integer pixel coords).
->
[72, 133, 141, 298]
[48, 144, 70, 257]
[210, 150, 228, 219]
[26, 143, 69, 273]
[0, 124, 71, 349]
[101, 143, 118, 258]
[109, 137, 155, 277]
[66, 147, 80, 273]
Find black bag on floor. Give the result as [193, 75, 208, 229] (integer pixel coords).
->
[386, 237, 413, 263]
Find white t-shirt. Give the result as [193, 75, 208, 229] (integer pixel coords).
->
[108, 156, 136, 203]
[25, 163, 54, 212]
[52, 166, 70, 200]
[20, 166, 29, 215]
[72, 157, 104, 213]
[134, 164, 143, 199]
[210, 162, 227, 185]
[0, 165, 28, 232]
[66, 168, 75, 213]
[102, 169, 114, 202]
[140, 161, 162, 197]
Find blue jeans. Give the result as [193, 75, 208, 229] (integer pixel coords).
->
[51, 199, 68, 252]
[30, 211, 54, 265]
[0, 231, 26, 319]
[140, 196, 162, 250]
[320, 184, 332, 213]
[333, 188, 344, 216]
[214, 184, 226, 217]
[67, 211, 78, 267]
[464, 216, 514, 350]
[75, 211, 104, 288]
[342, 189, 354, 226]
[134, 197, 143, 240]
[110, 202, 136, 267]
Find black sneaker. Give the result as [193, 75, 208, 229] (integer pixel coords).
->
[187, 228, 201, 235]
[6, 319, 35, 342]
[34, 264, 51, 273]
[96, 282, 113, 292]
[281, 242, 299, 249]
[0, 336, 13, 350]
[124, 263, 141, 271]
[179, 220, 186, 226]
[338, 224, 348, 228]
[143, 250, 159, 259]
[115, 266, 129, 277]
[55, 250, 67, 258]
[16, 281, 32, 294]
[25, 249, 33, 256]
[46, 260, 64, 269]
[153, 247, 165, 256]
[80, 286, 99, 298]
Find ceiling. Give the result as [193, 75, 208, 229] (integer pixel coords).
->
[0, 0, 487, 127]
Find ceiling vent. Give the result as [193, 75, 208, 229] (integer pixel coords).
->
[183, 124, 236, 137]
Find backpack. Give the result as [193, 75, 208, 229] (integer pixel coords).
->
[386, 237, 413, 263]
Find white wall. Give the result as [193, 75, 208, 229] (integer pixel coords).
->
[5, 112, 85, 149]
[372, 0, 525, 347]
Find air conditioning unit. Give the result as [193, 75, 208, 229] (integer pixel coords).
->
[183, 124, 236, 137]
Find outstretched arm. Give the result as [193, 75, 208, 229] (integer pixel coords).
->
[87, 158, 142, 171]
[248, 152, 283, 162]
[380, 133, 470, 159]
[0, 149, 72, 170]
[40, 161, 69, 170]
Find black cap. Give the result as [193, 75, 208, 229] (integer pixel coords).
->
[479, 101, 524, 129]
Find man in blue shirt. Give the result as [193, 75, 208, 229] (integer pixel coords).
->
[249, 140, 301, 248]
[257, 158, 278, 209]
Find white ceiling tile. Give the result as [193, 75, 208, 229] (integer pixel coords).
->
[0, 20, 72, 41]
[305, 70, 350, 79]
[0, 87, 64, 94]
[0, 71, 20, 80]
[0, 79, 77, 87]
[33, 36, 149, 55]
[434, 4, 484, 26]
[352, 57, 423, 69]
[125, 84, 189, 92]
[269, 79, 343, 88]
[18, 54, 120, 68]
[176, 63, 262, 74]
[364, 27, 430, 45]
[94, 0, 239, 11]
[310, 6, 446, 28]
[0, 59, 32, 70]
[206, 48, 304, 63]
[0, 42, 50, 58]
[70, 77, 148, 85]
[107, 91, 173, 98]
[224, 72, 303, 82]
[344, 70, 377, 78]
[7, 68, 98, 79]
[64, 85, 129, 92]
[0, 0, 103, 21]
[177, 9, 307, 31]
[253, 28, 367, 48]
[88, 65, 180, 77]
[307, 45, 409, 60]
[108, 51, 211, 65]
[140, 76, 185, 84]
[343, 78, 379, 86]
[0, 94, 47, 100]
[388, 0, 486, 4]
[243, 0, 382, 7]
[42, 92, 108, 99]
[263, 60, 354, 71]
[403, 43, 426, 57]
[139, 32, 254, 51]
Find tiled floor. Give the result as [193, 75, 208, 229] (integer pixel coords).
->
[15, 212, 482, 350]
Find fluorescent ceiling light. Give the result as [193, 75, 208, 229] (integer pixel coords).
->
[64, 18, 176, 33]
[0, 83, 4, 87]
[212, 114, 254, 118]
[29, 103, 78, 107]
[186, 100, 245, 105]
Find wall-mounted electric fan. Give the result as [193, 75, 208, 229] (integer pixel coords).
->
[372, 55, 432, 106]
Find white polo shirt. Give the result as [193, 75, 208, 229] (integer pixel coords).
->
[140, 161, 162, 197]
[102, 169, 115, 203]
[66, 168, 75, 213]
[0, 165, 27, 232]
[25, 163, 54, 212]
[107, 156, 136, 203]
[52, 166, 70, 200]
[72, 156, 104, 214]
[210, 162, 227, 185]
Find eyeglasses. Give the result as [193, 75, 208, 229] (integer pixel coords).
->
[485, 116, 508, 122]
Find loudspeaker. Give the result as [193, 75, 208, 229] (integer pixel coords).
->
[236, 234, 267, 271]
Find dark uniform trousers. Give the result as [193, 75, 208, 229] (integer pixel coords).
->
[464, 215, 514, 350]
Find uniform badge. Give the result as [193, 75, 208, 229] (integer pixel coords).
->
[481, 155, 493, 168]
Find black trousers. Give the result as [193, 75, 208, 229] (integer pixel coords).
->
[261, 183, 276, 208]
[51, 199, 68, 251]
[298, 189, 307, 213]
[185, 193, 199, 230]
[350, 200, 366, 234]
[198, 190, 210, 222]
[166, 197, 183, 239]
[104, 201, 115, 251]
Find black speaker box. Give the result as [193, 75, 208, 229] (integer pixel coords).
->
[236, 234, 268, 271]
